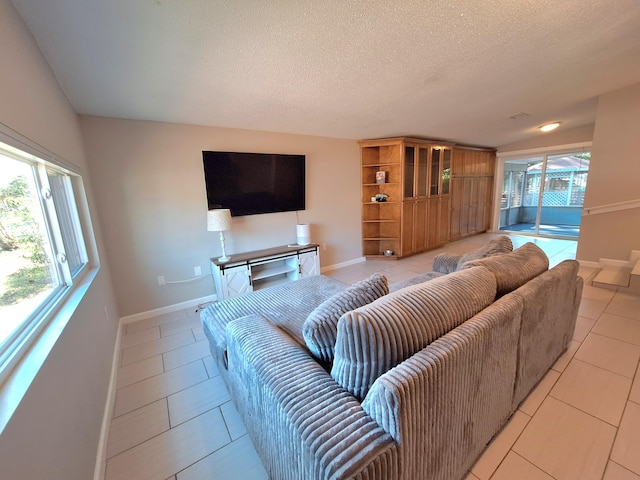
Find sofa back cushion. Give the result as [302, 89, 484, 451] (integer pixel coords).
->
[303, 273, 388, 363]
[510, 260, 583, 408]
[462, 242, 549, 296]
[331, 266, 497, 400]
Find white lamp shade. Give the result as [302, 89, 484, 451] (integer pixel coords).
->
[207, 209, 232, 232]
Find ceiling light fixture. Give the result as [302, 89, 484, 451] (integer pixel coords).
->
[539, 122, 560, 132]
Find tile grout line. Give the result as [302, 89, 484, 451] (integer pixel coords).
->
[602, 358, 640, 474]
[483, 412, 533, 480]
[488, 258, 616, 479]
[112, 358, 215, 420]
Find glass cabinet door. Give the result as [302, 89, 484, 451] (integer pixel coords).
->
[442, 148, 451, 195]
[404, 146, 415, 198]
[430, 148, 441, 195]
[417, 147, 428, 197]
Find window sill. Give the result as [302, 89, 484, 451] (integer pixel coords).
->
[0, 265, 99, 434]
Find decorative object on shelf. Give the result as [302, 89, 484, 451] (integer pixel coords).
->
[384, 249, 394, 256]
[296, 223, 311, 246]
[375, 193, 388, 202]
[207, 208, 232, 262]
[375, 171, 386, 183]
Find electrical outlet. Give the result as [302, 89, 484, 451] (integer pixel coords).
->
[194, 266, 202, 276]
[158, 275, 165, 286]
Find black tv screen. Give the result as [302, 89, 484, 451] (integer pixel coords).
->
[203, 151, 306, 217]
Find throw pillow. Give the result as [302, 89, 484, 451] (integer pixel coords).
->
[302, 273, 388, 363]
[331, 266, 497, 400]
[462, 242, 549, 296]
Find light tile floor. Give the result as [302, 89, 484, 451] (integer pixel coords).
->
[103, 233, 640, 480]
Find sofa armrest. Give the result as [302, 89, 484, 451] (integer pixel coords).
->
[432, 252, 462, 274]
[362, 294, 523, 480]
[225, 315, 398, 480]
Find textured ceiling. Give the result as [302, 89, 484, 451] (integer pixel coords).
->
[11, 0, 640, 147]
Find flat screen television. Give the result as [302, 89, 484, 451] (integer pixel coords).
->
[203, 151, 306, 217]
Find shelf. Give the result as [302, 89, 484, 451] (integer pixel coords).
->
[363, 182, 399, 186]
[251, 263, 297, 281]
[253, 275, 293, 289]
[362, 162, 398, 168]
[363, 219, 398, 223]
[212, 243, 319, 268]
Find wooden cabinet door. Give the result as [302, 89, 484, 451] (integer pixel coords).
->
[298, 250, 319, 278]
[449, 177, 465, 240]
[427, 197, 440, 247]
[401, 200, 415, 256]
[221, 264, 251, 299]
[468, 177, 480, 233]
[476, 176, 493, 232]
[414, 199, 428, 252]
[439, 197, 451, 245]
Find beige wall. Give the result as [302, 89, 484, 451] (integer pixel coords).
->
[577, 83, 640, 262]
[80, 116, 362, 317]
[0, 1, 119, 479]
[497, 124, 594, 153]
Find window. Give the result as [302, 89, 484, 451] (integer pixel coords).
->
[501, 171, 524, 209]
[0, 140, 89, 381]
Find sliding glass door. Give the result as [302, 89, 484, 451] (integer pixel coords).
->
[499, 151, 590, 238]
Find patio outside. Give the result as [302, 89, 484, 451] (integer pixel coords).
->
[499, 153, 590, 239]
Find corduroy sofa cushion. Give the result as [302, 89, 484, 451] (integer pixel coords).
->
[303, 273, 388, 362]
[388, 271, 445, 293]
[454, 236, 514, 270]
[331, 266, 497, 400]
[432, 236, 514, 274]
[462, 242, 549, 296]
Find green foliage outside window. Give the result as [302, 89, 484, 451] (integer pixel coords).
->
[0, 175, 51, 306]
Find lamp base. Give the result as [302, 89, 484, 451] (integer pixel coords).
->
[217, 231, 231, 263]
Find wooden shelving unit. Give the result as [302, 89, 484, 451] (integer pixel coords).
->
[359, 140, 403, 258]
[359, 137, 494, 260]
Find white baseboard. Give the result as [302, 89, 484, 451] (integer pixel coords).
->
[321, 257, 365, 273]
[94, 292, 218, 478]
[120, 294, 218, 324]
[122, 258, 371, 323]
[93, 314, 123, 480]
[578, 260, 602, 269]
[121, 256, 369, 324]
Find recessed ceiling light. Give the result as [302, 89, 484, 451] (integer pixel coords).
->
[539, 122, 560, 132]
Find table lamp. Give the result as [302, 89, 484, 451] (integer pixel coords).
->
[207, 209, 232, 262]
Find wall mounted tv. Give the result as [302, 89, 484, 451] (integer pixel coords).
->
[203, 151, 306, 217]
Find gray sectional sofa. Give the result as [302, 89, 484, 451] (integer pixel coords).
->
[200, 237, 583, 480]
